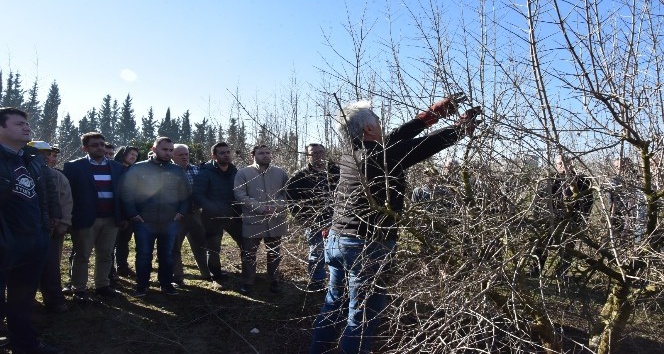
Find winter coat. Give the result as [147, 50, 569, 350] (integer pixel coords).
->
[234, 164, 289, 238]
[193, 161, 241, 220]
[121, 157, 189, 223]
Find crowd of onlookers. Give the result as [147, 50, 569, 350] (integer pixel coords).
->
[0, 106, 340, 354]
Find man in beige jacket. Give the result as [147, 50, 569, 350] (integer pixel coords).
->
[28, 141, 73, 313]
[234, 144, 289, 295]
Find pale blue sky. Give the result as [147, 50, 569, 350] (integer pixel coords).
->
[2, 0, 405, 123]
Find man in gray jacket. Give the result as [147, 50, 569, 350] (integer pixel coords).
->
[234, 145, 289, 295]
[121, 137, 189, 297]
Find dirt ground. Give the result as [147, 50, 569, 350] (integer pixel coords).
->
[7, 234, 322, 354]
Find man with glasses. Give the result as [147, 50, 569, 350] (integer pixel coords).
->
[63, 132, 124, 302]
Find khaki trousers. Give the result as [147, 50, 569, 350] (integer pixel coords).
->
[71, 217, 118, 290]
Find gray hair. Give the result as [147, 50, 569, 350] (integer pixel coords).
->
[173, 143, 189, 151]
[337, 100, 378, 143]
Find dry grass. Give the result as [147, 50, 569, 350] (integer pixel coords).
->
[22, 232, 323, 354]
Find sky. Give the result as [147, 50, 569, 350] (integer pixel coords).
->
[1, 0, 403, 124]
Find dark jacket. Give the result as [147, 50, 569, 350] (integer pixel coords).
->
[331, 119, 464, 241]
[192, 161, 240, 220]
[534, 172, 594, 224]
[1, 145, 61, 230]
[121, 157, 189, 223]
[286, 162, 340, 226]
[63, 156, 124, 228]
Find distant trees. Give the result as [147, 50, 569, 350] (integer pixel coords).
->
[40, 82, 61, 143]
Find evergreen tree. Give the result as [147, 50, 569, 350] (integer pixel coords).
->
[111, 99, 120, 140]
[117, 94, 137, 144]
[205, 125, 216, 149]
[217, 123, 225, 142]
[57, 113, 80, 161]
[141, 107, 157, 141]
[79, 108, 97, 134]
[98, 95, 114, 142]
[41, 81, 61, 143]
[227, 117, 239, 151]
[24, 79, 42, 137]
[2, 71, 25, 108]
[158, 108, 179, 140]
[180, 110, 192, 142]
[193, 117, 208, 144]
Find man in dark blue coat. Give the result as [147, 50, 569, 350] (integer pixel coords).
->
[193, 142, 242, 289]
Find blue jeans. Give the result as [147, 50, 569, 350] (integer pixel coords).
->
[310, 231, 396, 354]
[306, 227, 326, 283]
[132, 222, 178, 289]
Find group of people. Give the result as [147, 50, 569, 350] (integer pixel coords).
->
[1, 97, 482, 354]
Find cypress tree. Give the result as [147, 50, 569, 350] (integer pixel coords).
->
[57, 113, 80, 160]
[193, 117, 207, 144]
[141, 107, 157, 141]
[24, 79, 42, 136]
[117, 94, 137, 144]
[98, 95, 114, 142]
[2, 71, 25, 108]
[79, 108, 97, 134]
[41, 81, 61, 143]
[180, 110, 192, 142]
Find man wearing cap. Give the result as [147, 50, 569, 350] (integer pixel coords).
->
[28, 141, 73, 313]
[63, 132, 124, 301]
[0, 107, 64, 354]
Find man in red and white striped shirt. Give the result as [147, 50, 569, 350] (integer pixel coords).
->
[63, 132, 125, 302]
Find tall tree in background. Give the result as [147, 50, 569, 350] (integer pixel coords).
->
[24, 79, 42, 136]
[205, 124, 216, 149]
[40, 81, 61, 143]
[116, 94, 137, 144]
[193, 117, 208, 145]
[57, 113, 80, 161]
[98, 95, 114, 142]
[2, 71, 24, 108]
[111, 99, 120, 140]
[78, 108, 97, 134]
[141, 107, 157, 141]
[180, 110, 192, 142]
[158, 107, 179, 140]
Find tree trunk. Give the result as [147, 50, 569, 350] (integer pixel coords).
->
[588, 282, 634, 354]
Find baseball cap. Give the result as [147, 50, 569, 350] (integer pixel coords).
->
[28, 140, 60, 153]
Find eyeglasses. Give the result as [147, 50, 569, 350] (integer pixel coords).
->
[86, 143, 104, 148]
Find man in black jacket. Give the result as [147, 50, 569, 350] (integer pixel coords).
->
[192, 142, 242, 289]
[121, 137, 189, 297]
[286, 143, 339, 291]
[310, 98, 481, 354]
[0, 107, 64, 354]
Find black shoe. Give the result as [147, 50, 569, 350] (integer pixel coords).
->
[11, 341, 65, 354]
[239, 284, 253, 295]
[269, 280, 281, 293]
[133, 287, 147, 298]
[171, 280, 185, 288]
[61, 285, 73, 295]
[161, 285, 178, 296]
[116, 267, 135, 278]
[72, 291, 89, 302]
[109, 278, 120, 288]
[95, 286, 119, 297]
